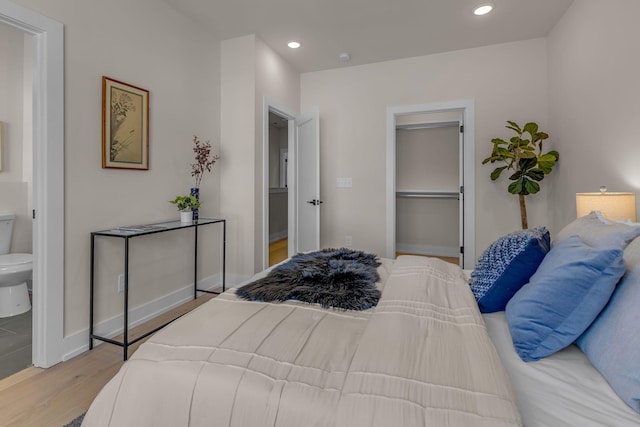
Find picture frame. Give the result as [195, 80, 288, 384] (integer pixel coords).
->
[102, 76, 149, 170]
[0, 121, 3, 172]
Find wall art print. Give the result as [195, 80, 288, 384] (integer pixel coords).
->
[102, 76, 149, 170]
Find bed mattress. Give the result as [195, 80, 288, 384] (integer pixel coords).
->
[483, 311, 640, 427]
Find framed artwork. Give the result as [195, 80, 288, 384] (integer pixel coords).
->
[0, 121, 3, 172]
[102, 76, 149, 170]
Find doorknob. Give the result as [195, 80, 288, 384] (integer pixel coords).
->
[306, 199, 323, 206]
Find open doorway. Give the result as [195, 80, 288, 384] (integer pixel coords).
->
[262, 100, 296, 269]
[0, 3, 65, 369]
[267, 111, 289, 266]
[386, 100, 476, 269]
[0, 22, 34, 380]
[262, 100, 321, 271]
[395, 119, 461, 265]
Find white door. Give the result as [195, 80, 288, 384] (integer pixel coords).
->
[292, 109, 320, 254]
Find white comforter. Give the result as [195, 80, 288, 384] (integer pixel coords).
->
[83, 256, 522, 426]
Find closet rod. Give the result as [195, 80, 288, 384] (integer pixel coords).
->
[396, 191, 459, 199]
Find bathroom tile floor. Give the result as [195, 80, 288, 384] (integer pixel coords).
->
[0, 309, 32, 380]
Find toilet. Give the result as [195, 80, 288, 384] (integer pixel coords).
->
[0, 213, 32, 318]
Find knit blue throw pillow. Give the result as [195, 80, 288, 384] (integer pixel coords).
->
[470, 227, 550, 313]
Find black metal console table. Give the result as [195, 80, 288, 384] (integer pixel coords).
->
[89, 218, 226, 360]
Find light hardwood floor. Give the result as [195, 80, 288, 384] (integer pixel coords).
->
[269, 238, 288, 266]
[396, 252, 460, 265]
[0, 294, 215, 427]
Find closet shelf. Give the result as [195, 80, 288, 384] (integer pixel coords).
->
[396, 190, 459, 199]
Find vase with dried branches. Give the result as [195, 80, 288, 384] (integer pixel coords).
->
[189, 135, 220, 220]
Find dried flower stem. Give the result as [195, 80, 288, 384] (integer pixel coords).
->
[191, 135, 220, 189]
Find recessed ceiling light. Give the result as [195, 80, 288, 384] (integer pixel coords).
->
[287, 41, 301, 49]
[338, 52, 351, 62]
[474, 3, 494, 16]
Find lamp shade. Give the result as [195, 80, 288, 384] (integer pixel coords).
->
[576, 192, 637, 222]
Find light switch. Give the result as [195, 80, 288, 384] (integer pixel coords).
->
[336, 177, 352, 188]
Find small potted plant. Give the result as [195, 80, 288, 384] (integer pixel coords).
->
[169, 195, 201, 223]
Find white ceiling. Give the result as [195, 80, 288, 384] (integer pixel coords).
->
[163, 0, 574, 73]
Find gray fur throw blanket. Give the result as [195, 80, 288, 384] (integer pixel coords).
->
[236, 248, 382, 310]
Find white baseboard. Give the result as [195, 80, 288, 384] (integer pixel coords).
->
[269, 231, 287, 243]
[62, 274, 222, 361]
[225, 273, 253, 289]
[396, 243, 459, 258]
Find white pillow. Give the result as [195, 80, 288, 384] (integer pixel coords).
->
[554, 211, 640, 249]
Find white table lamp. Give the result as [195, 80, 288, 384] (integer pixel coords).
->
[576, 186, 636, 222]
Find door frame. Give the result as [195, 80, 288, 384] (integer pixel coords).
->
[262, 97, 296, 270]
[0, 1, 65, 367]
[386, 100, 475, 269]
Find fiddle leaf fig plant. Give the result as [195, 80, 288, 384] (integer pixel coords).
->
[482, 121, 559, 229]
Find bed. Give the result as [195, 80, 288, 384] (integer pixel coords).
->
[83, 255, 522, 426]
[83, 213, 640, 426]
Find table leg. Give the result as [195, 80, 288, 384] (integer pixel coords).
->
[222, 220, 226, 292]
[194, 223, 198, 299]
[89, 234, 95, 350]
[123, 237, 129, 361]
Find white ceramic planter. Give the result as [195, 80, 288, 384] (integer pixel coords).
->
[180, 210, 192, 223]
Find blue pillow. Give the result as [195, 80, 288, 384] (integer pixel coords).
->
[470, 227, 550, 313]
[577, 266, 640, 413]
[505, 235, 625, 362]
